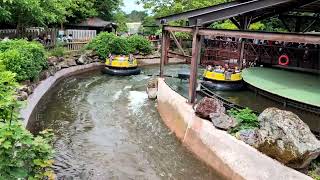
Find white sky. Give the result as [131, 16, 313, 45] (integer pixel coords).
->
[121, 0, 145, 14]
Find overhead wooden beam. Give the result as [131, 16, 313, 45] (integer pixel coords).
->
[164, 25, 320, 44]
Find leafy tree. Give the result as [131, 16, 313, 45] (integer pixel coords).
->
[138, 0, 229, 18]
[1, 0, 71, 33]
[127, 10, 148, 22]
[66, 0, 123, 23]
[141, 15, 159, 35]
[114, 11, 129, 33]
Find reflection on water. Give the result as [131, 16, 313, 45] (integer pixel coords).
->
[29, 65, 223, 180]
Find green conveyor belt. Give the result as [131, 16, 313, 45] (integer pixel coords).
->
[242, 67, 320, 107]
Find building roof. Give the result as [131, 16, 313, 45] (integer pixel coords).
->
[73, 17, 117, 28]
[157, 0, 320, 26]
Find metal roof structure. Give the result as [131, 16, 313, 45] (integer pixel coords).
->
[157, 0, 320, 28]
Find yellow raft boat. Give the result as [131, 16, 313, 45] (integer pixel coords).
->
[201, 67, 244, 91]
[102, 55, 141, 76]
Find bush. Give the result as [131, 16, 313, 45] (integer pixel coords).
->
[0, 39, 47, 81]
[48, 43, 66, 57]
[228, 108, 259, 133]
[127, 35, 153, 55]
[0, 121, 54, 179]
[86, 32, 118, 59]
[0, 65, 19, 121]
[86, 33, 153, 58]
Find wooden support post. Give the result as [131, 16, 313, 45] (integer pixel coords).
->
[160, 27, 170, 77]
[169, 30, 187, 56]
[188, 22, 202, 104]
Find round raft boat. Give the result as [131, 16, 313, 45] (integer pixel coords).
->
[102, 55, 141, 76]
[201, 67, 244, 91]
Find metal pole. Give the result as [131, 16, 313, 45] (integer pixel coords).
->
[188, 20, 202, 104]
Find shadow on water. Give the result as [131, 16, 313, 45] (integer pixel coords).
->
[29, 65, 224, 180]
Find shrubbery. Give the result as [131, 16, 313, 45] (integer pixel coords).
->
[0, 39, 47, 81]
[127, 35, 153, 55]
[0, 40, 54, 179]
[0, 65, 19, 121]
[228, 108, 259, 133]
[0, 122, 55, 179]
[86, 32, 153, 58]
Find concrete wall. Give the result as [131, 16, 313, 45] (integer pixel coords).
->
[157, 78, 311, 180]
[20, 63, 104, 127]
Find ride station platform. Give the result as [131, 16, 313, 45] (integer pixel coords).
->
[242, 67, 320, 111]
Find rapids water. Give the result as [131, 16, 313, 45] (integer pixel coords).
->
[30, 65, 223, 180]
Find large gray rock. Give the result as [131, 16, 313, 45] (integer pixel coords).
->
[17, 91, 28, 101]
[147, 79, 158, 100]
[39, 70, 50, 80]
[66, 58, 77, 66]
[210, 113, 237, 130]
[236, 129, 259, 146]
[47, 56, 59, 66]
[256, 108, 320, 169]
[195, 97, 225, 119]
[76, 54, 89, 65]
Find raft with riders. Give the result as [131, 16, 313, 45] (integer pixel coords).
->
[201, 64, 244, 91]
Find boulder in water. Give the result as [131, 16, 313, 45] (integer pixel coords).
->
[195, 97, 225, 119]
[147, 79, 158, 100]
[256, 108, 320, 169]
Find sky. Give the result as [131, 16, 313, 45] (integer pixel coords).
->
[121, 0, 145, 14]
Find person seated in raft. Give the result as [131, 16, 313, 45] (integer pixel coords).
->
[224, 64, 233, 80]
[129, 54, 134, 64]
[214, 65, 224, 73]
[234, 66, 241, 73]
[207, 65, 213, 72]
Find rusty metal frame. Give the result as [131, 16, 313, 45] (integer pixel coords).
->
[164, 26, 320, 44]
[160, 25, 320, 104]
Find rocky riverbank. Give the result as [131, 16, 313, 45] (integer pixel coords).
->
[195, 97, 320, 177]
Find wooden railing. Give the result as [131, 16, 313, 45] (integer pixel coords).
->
[65, 41, 89, 52]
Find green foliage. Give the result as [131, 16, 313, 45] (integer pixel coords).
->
[48, 43, 66, 57]
[0, 39, 47, 81]
[210, 19, 238, 30]
[87, 32, 153, 58]
[114, 11, 129, 33]
[127, 35, 153, 55]
[0, 65, 19, 121]
[308, 160, 320, 180]
[228, 108, 259, 133]
[141, 15, 159, 35]
[127, 10, 148, 22]
[0, 121, 55, 180]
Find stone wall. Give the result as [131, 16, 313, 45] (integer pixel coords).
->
[156, 78, 312, 180]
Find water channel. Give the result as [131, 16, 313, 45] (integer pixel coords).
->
[28, 65, 223, 180]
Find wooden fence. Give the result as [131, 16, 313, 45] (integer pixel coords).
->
[65, 29, 96, 41]
[0, 28, 96, 52]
